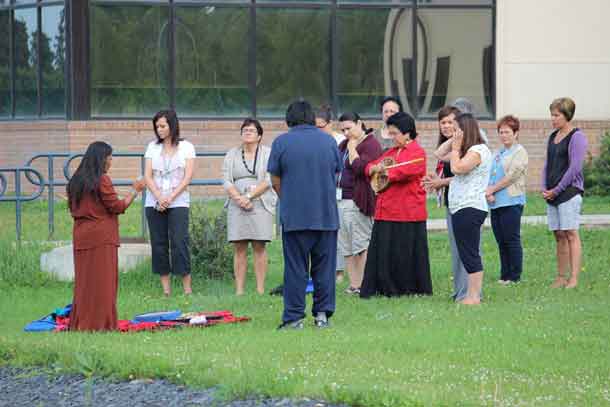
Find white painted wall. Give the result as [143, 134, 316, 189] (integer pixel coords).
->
[496, 0, 610, 120]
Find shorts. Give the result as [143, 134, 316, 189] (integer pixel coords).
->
[547, 194, 582, 231]
[338, 200, 373, 257]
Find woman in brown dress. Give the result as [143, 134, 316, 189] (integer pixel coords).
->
[67, 141, 144, 331]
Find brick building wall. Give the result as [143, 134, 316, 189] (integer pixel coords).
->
[1, 119, 608, 199]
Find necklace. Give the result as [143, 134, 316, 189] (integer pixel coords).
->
[161, 144, 176, 176]
[241, 143, 259, 176]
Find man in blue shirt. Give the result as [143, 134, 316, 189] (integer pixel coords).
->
[268, 100, 342, 329]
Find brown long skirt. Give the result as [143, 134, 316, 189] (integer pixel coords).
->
[69, 244, 119, 332]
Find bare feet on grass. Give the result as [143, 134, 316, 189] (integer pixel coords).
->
[550, 277, 568, 288]
[565, 278, 578, 289]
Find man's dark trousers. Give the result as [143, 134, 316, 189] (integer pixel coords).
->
[282, 230, 337, 323]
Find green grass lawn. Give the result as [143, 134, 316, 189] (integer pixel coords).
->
[0, 196, 609, 405]
[1, 193, 607, 242]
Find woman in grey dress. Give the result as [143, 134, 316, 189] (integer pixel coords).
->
[222, 118, 277, 295]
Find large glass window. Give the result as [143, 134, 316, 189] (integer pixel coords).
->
[0, 10, 10, 118]
[175, 6, 249, 117]
[14, 7, 37, 117]
[41, 5, 66, 117]
[337, 8, 411, 116]
[417, 8, 493, 117]
[256, 8, 330, 116]
[1, 1, 494, 120]
[90, 4, 169, 117]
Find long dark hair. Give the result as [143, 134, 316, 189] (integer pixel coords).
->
[436, 105, 460, 147]
[455, 113, 484, 158]
[67, 141, 113, 210]
[338, 112, 373, 134]
[315, 104, 333, 123]
[153, 109, 181, 145]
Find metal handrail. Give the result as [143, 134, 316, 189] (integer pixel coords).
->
[24, 153, 71, 237]
[2, 151, 230, 242]
[63, 152, 226, 238]
[0, 173, 6, 197]
[0, 167, 46, 243]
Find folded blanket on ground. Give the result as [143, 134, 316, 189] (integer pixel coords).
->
[24, 305, 250, 333]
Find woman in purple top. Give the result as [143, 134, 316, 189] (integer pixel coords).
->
[337, 112, 383, 294]
[542, 97, 588, 289]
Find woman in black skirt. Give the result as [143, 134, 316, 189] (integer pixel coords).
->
[360, 112, 432, 298]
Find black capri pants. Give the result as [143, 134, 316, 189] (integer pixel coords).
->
[146, 207, 191, 276]
[451, 207, 487, 274]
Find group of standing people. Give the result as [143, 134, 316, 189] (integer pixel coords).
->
[65, 95, 587, 331]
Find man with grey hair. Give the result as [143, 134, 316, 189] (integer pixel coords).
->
[450, 97, 488, 143]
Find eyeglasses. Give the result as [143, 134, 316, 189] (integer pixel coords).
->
[242, 128, 258, 134]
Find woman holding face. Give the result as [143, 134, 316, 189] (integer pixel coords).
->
[436, 113, 492, 305]
[336, 112, 382, 294]
[373, 96, 404, 151]
[222, 118, 277, 295]
[423, 105, 469, 301]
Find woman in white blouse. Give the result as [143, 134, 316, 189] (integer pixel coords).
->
[144, 110, 195, 296]
[436, 113, 491, 305]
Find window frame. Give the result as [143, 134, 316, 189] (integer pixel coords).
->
[0, 0, 495, 121]
[0, 0, 67, 120]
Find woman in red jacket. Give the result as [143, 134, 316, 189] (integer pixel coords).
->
[67, 141, 145, 331]
[360, 112, 432, 298]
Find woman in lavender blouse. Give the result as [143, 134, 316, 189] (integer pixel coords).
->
[542, 97, 588, 289]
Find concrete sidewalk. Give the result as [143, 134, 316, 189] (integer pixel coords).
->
[427, 214, 610, 231]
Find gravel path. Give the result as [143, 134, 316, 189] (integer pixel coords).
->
[0, 367, 345, 407]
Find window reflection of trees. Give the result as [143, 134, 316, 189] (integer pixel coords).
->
[90, 5, 169, 116]
[42, 6, 66, 116]
[174, 7, 249, 117]
[0, 10, 10, 117]
[14, 8, 37, 116]
[1, 1, 493, 119]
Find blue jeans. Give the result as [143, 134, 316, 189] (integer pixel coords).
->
[490, 205, 524, 282]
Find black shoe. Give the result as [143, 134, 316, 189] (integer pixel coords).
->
[269, 284, 284, 296]
[314, 313, 330, 329]
[277, 319, 304, 330]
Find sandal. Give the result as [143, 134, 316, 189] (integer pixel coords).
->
[344, 286, 360, 295]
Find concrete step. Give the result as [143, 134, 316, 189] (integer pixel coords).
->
[40, 243, 151, 282]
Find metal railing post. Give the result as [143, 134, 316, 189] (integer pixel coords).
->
[1, 166, 50, 243]
[15, 169, 22, 244]
[12, 151, 227, 243]
[48, 157, 55, 238]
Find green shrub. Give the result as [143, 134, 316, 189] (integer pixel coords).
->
[584, 131, 610, 196]
[189, 203, 233, 280]
[0, 240, 55, 288]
